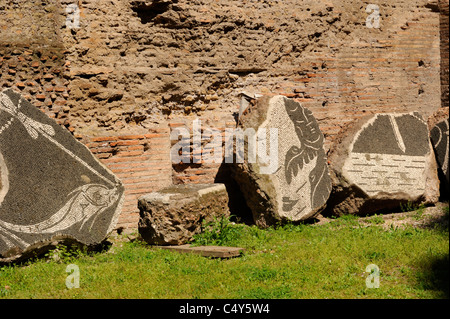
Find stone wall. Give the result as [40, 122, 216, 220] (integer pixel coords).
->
[439, 0, 449, 108]
[0, 0, 69, 126]
[0, 0, 447, 230]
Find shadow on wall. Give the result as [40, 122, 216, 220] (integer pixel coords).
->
[214, 163, 254, 225]
[130, 0, 173, 24]
[437, 169, 450, 202]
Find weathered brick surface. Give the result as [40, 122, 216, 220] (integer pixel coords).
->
[0, 0, 69, 126]
[0, 48, 69, 125]
[1, 0, 448, 230]
[439, 0, 449, 108]
[77, 127, 172, 229]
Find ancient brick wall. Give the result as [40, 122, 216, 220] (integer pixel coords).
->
[0, 0, 447, 230]
[439, 0, 449, 108]
[77, 128, 172, 229]
[0, 1, 69, 127]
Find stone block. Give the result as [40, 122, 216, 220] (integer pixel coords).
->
[138, 183, 230, 245]
[157, 245, 244, 258]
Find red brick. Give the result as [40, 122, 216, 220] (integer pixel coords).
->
[124, 188, 155, 195]
[293, 78, 311, 82]
[117, 169, 170, 178]
[94, 153, 112, 159]
[101, 155, 150, 164]
[144, 133, 166, 138]
[91, 147, 115, 153]
[111, 164, 170, 173]
[114, 140, 142, 146]
[84, 142, 103, 148]
[54, 100, 67, 106]
[121, 175, 169, 185]
[125, 182, 164, 190]
[91, 136, 119, 142]
[122, 145, 144, 151]
[148, 127, 170, 133]
[115, 150, 144, 157]
[118, 135, 145, 140]
[169, 122, 186, 128]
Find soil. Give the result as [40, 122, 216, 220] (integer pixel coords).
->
[314, 201, 449, 230]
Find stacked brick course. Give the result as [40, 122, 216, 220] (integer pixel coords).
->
[440, 0, 449, 107]
[77, 127, 172, 229]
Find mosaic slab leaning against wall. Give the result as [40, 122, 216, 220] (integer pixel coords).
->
[326, 112, 440, 216]
[0, 89, 124, 262]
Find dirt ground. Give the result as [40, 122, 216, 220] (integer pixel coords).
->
[314, 201, 449, 230]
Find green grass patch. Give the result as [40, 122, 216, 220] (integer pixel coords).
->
[1, 213, 448, 299]
[366, 214, 385, 225]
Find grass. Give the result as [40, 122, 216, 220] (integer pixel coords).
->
[366, 214, 385, 225]
[400, 201, 426, 220]
[0, 207, 448, 299]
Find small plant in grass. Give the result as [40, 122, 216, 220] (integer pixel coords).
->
[44, 243, 87, 263]
[400, 201, 416, 212]
[192, 215, 244, 246]
[368, 214, 385, 225]
[413, 204, 426, 221]
[330, 214, 360, 227]
[400, 201, 425, 213]
[0, 285, 10, 297]
[442, 205, 449, 217]
[400, 201, 427, 220]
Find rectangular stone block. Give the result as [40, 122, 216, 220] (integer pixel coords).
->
[138, 184, 230, 245]
[157, 244, 244, 258]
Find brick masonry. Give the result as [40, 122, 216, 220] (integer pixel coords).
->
[439, 0, 449, 108]
[76, 128, 172, 230]
[0, 47, 70, 127]
[1, 0, 448, 230]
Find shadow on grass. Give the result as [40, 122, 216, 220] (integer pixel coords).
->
[422, 204, 449, 232]
[415, 253, 449, 299]
[0, 239, 113, 267]
[414, 204, 449, 298]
